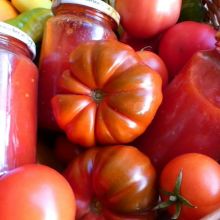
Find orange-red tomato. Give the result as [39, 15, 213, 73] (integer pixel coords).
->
[159, 153, 220, 220]
[137, 50, 168, 88]
[64, 145, 158, 219]
[0, 164, 76, 220]
[51, 40, 162, 147]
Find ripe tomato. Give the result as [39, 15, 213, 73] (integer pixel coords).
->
[0, 164, 76, 220]
[51, 40, 162, 147]
[115, 0, 182, 38]
[137, 50, 168, 88]
[159, 153, 220, 220]
[64, 145, 158, 219]
[159, 21, 217, 79]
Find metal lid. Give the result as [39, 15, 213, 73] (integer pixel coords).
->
[0, 22, 36, 59]
[52, 0, 120, 26]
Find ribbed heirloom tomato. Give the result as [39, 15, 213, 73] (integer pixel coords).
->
[64, 145, 158, 219]
[51, 40, 162, 147]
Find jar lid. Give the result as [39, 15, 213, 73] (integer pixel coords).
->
[0, 22, 36, 59]
[52, 0, 120, 26]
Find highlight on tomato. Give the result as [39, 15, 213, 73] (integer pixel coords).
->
[51, 40, 162, 147]
[63, 145, 158, 219]
[0, 164, 76, 220]
[156, 153, 220, 220]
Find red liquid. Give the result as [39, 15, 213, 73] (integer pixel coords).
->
[0, 51, 38, 174]
[38, 5, 118, 131]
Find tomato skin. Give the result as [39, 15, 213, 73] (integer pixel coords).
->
[0, 164, 76, 220]
[115, 0, 182, 38]
[64, 145, 157, 219]
[159, 21, 217, 79]
[51, 40, 162, 147]
[137, 50, 168, 88]
[160, 153, 220, 220]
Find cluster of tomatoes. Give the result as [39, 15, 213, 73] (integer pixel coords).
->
[1, 0, 220, 220]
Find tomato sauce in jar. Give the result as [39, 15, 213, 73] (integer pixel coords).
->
[0, 22, 38, 174]
[38, 0, 120, 131]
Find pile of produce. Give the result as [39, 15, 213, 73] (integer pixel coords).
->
[0, 0, 220, 219]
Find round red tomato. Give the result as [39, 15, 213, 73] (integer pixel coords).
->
[0, 164, 76, 220]
[159, 21, 217, 79]
[159, 153, 220, 220]
[64, 145, 158, 219]
[115, 0, 182, 38]
[137, 50, 168, 88]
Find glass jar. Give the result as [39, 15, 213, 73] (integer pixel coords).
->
[38, 0, 120, 131]
[0, 22, 38, 175]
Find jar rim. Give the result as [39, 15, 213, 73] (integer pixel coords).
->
[52, 0, 120, 26]
[0, 22, 36, 59]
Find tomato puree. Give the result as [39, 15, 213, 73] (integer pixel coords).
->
[38, 1, 119, 131]
[0, 53, 38, 174]
[135, 49, 220, 172]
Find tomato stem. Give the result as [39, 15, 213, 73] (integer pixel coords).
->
[154, 170, 197, 219]
[91, 89, 105, 103]
[90, 198, 102, 214]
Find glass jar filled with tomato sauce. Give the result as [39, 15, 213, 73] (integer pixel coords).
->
[0, 22, 38, 175]
[38, 0, 120, 131]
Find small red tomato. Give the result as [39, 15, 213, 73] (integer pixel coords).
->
[115, 0, 182, 38]
[0, 164, 76, 220]
[137, 50, 168, 88]
[158, 153, 220, 220]
[159, 21, 217, 79]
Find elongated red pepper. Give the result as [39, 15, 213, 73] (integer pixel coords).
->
[135, 33, 220, 172]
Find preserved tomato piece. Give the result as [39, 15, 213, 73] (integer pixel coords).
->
[38, 0, 119, 131]
[136, 42, 220, 172]
[0, 22, 38, 174]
